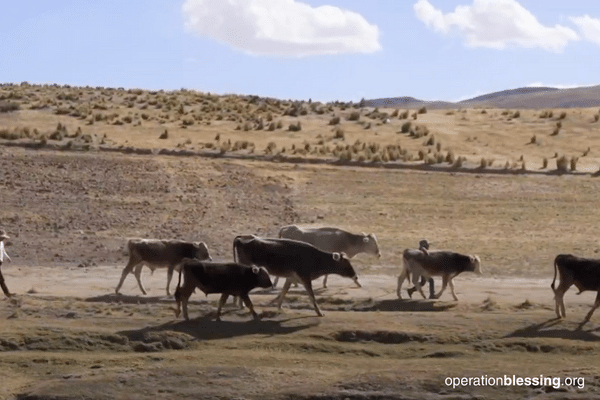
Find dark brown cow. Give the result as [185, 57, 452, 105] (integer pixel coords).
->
[275, 225, 380, 288]
[397, 250, 482, 301]
[174, 259, 272, 321]
[552, 254, 600, 325]
[115, 239, 211, 296]
[233, 235, 359, 317]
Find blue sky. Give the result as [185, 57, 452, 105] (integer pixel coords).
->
[2, 0, 599, 102]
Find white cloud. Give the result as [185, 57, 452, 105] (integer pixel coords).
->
[570, 15, 600, 45]
[414, 0, 579, 52]
[527, 82, 598, 89]
[182, 0, 381, 57]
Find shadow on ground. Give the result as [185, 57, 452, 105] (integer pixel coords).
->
[118, 314, 319, 342]
[506, 318, 600, 341]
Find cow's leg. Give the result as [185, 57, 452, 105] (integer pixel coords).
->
[275, 279, 293, 311]
[412, 273, 427, 299]
[115, 258, 140, 295]
[434, 275, 449, 299]
[299, 278, 323, 317]
[181, 295, 190, 321]
[448, 278, 458, 301]
[165, 264, 177, 296]
[133, 263, 148, 295]
[272, 276, 279, 289]
[428, 278, 435, 299]
[396, 268, 409, 299]
[323, 274, 328, 288]
[240, 293, 259, 321]
[582, 291, 600, 325]
[216, 294, 229, 321]
[552, 278, 572, 318]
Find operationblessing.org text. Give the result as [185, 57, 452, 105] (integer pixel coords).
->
[445, 375, 585, 390]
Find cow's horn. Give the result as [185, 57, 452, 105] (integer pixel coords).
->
[332, 252, 341, 261]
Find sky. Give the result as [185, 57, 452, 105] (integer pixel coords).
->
[2, 0, 600, 102]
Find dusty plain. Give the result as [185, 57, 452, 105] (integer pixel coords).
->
[1, 84, 600, 399]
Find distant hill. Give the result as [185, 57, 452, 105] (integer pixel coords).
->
[365, 85, 600, 109]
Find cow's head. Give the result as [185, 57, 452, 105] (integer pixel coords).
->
[252, 266, 273, 289]
[194, 242, 212, 261]
[469, 255, 482, 275]
[362, 233, 381, 258]
[332, 252, 361, 287]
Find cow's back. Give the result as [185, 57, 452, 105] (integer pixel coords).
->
[279, 226, 349, 253]
[129, 239, 198, 266]
[557, 254, 600, 291]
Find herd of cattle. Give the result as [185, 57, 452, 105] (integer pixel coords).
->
[107, 225, 600, 326]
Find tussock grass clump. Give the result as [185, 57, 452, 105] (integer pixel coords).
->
[399, 110, 409, 119]
[159, 129, 168, 139]
[265, 142, 277, 154]
[452, 156, 465, 168]
[530, 135, 537, 144]
[401, 121, 412, 133]
[551, 127, 560, 136]
[329, 116, 340, 125]
[425, 135, 435, 146]
[445, 150, 455, 163]
[334, 127, 345, 139]
[418, 106, 427, 114]
[513, 110, 520, 118]
[559, 111, 567, 120]
[542, 158, 548, 169]
[0, 101, 21, 113]
[288, 122, 302, 132]
[348, 111, 360, 121]
[570, 156, 578, 171]
[501, 110, 511, 116]
[556, 155, 569, 172]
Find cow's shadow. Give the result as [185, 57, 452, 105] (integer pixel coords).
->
[118, 314, 319, 342]
[86, 294, 172, 305]
[506, 318, 600, 341]
[353, 298, 458, 312]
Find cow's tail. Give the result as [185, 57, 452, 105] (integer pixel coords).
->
[401, 254, 411, 284]
[551, 256, 559, 292]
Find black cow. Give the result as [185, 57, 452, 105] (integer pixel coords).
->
[174, 259, 272, 321]
[233, 235, 359, 317]
[552, 254, 600, 325]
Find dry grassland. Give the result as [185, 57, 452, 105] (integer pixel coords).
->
[1, 84, 600, 399]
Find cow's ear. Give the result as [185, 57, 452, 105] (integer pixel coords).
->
[252, 266, 260, 274]
[363, 236, 369, 243]
[332, 252, 341, 261]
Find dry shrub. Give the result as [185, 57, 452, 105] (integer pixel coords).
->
[418, 106, 427, 114]
[391, 109, 399, 117]
[276, 120, 283, 129]
[513, 110, 520, 118]
[417, 149, 425, 160]
[530, 135, 537, 144]
[0, 101, 20, 113]
[445, 150, 455, 163]
[452, 156, 464, 168]
[556, 155, 569, 172]
[542, 158, 548, 169]
[364, 122, 371, 129]
[551, 127, 560, 136]
[399, 110, 409, 119]
[401, 121, 412, 133]
[334, 127, 345, 139]
[570, 156, 578, 171]
[220, 141, 231, 154]
[159, 129, 168, 139]
[329, 116, 341, 125]
[425, 135, 435, 146]
[265, 142, 277, 153]
[479, 157, 487, 169]
[371, 153, 383, 163]
[411, 112, 418, 120]
[559, 111, 567, 120]
[593, 114, 599, 122]
[348, 111, 360, 121]
[436, 142, 442, 152]
[556, 121, 562, 129]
